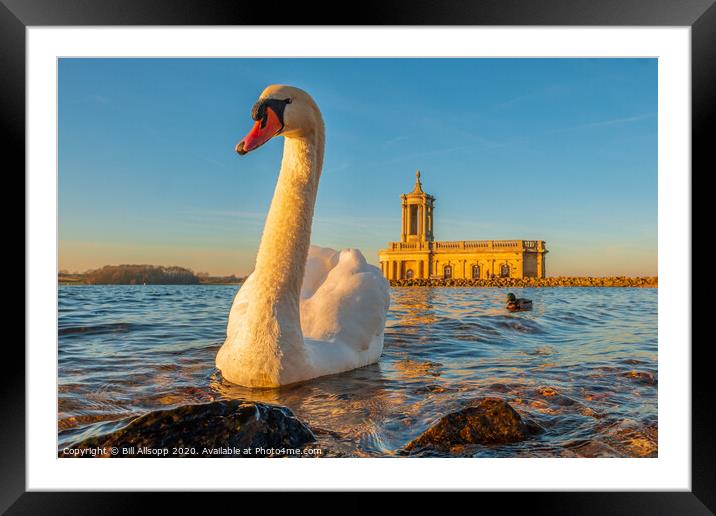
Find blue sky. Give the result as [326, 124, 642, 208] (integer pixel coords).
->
[59, 58, 657, 276]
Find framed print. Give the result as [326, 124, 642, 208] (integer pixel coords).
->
[6, 0, 711, 511]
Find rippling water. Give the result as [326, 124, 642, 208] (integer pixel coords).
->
[58, 285, 658, 457]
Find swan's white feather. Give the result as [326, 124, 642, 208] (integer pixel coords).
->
[223, 245, 390, 384]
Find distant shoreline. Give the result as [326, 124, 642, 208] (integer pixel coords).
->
[58, 265, 245, 286]
[58, 278, 243, 286]
[390, 277, 657, 288]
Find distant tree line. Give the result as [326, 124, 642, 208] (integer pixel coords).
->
[197, 273, 244, 284]
[59, 264, 245, 285]
[84, 264, 200, 285]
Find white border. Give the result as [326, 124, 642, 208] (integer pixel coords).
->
[27, 27, 690, 491]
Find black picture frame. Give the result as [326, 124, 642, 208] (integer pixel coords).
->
[5, 0, 708, 512]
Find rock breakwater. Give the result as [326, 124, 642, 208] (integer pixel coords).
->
[390, 276, 657, 288]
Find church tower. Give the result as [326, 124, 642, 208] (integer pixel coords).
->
[401, 170, 435, 243]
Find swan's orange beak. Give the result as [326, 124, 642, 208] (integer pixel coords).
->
[236, 107, 283, 155]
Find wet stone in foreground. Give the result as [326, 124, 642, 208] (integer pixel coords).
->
[403, 397, 543, 455]
[60, 400, 316, 458]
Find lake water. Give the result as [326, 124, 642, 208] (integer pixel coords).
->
[58, 285, 658, 457]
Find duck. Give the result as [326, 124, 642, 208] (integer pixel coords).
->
[506, 292, 532, 312]
[215, 85, 390, 388]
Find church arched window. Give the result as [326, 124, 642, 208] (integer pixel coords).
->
[472, 265, 480, 279]
[500, 264, 510, 278]
[444, 265, 452, 279]
[406, 269, 414, 279]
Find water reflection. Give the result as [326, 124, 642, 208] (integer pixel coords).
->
[58, 285, 658, 457]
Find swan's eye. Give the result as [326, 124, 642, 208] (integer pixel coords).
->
[250, 97, 290, 134]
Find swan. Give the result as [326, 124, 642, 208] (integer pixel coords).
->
[216, 85, 390, 388]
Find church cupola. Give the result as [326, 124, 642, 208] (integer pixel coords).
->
[401, 170, 435, 243]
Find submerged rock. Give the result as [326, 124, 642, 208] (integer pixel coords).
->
[622, 370, 657, 386]
[412, 384, 456, 395]
[60, 400, 316, 457]
[534, 385, 580, 407]
[564, 439, 623, 458]
[609, 425, 658, 458]
[403, 398, 543, 454]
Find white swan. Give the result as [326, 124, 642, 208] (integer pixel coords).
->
[216, 85, 390, 388]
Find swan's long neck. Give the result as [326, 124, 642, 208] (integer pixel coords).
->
[243, 123, 324, 384]
[253, 131, 324, 303]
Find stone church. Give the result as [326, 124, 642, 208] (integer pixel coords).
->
[378, 171, 548, 280]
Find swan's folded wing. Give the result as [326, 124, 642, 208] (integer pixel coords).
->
[301, 245, 340, 300]
[300, 248, 390, 351]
